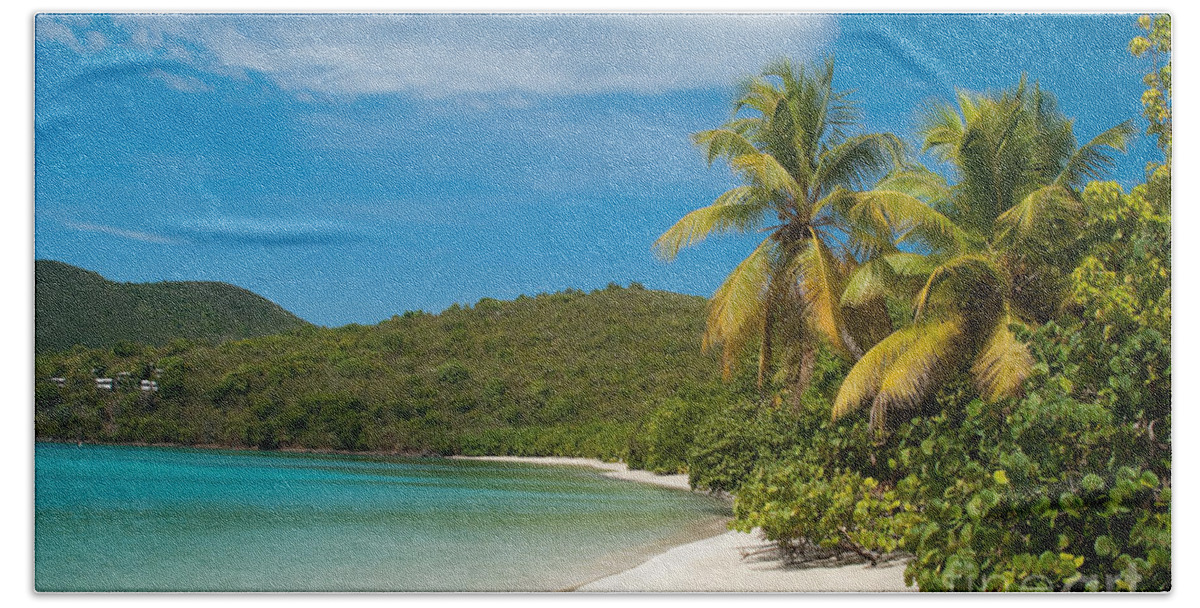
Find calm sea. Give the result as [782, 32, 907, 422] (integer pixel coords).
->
[34, 442, 729, 591]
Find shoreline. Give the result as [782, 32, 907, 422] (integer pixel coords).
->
[42, 444, 911, 591]
[578, 530, 913, 592]
[449, 455, 703, 493]
[452, 455, 912, 592]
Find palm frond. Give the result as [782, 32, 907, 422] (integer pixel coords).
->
[1027, 84, 1077, 185]
[732, 77, 783, 117]
[847, 189, 969, 253]
[874, 168, 954, 212]
[832, 324, 921, 421]
[814, 133, 906, 191]
[724, 117, 761, 136]
[705, 237, 776, 378]
[761, 94, 810, 186]
[808, 57, 859, 142]
[884, 251, 941, 277]
[955, 89, 980, 125]
[994, 184, 1082, 250]
[653, 186, 769, 260]
[816, 188, 900, 261]
[919, 99, 965, 162]
[692, 128, 759, 166]
[970, 314, 1034, 402]
[840, 256, 899, 307]
[1054, 120, 1137, 189]
[912, 254, 1004, 322]
[870, 316, 966, 430]
[792, 230, 850, 355]
[840, 252, 936, 307]
[832, 317, 964, 424]
[811, 185, 857, 218]
[761, 57, 801, 89]
[729, 152, 803, 199]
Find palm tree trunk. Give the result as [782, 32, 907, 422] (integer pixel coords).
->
[787, 344, 817, 412]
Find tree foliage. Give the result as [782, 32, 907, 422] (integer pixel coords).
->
[722, 15, 1170, 591]
[833, 77, 1135, 432]
[36, 285, 745, 459]
[656, 58, 909, 395]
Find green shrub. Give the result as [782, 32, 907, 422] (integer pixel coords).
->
[436, 360, 471, 385]
[732, 452, 918, 562]
[684, 399, 802, 494]
[893, 383, 1170, 591]
[627, 397, 713, 474]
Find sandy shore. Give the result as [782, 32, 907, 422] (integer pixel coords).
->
[578, 530, 911, 592]
[450, 455, 695, 491]
[451, 455, 912, 592]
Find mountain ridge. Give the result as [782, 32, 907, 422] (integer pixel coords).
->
[35, 260, 310, 354]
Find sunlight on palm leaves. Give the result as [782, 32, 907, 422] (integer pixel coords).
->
[653, 186, 768, 260]
[704, 238, 773, 378]
[840, 252, 933, 308]
[792, 231, 852, 356]
[831, 317, 965, 424]
[655, 57, 909, 393]
[833, 77, 1134, 431]
[970, 310, 1034, 402]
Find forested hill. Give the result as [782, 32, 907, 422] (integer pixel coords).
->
[35, 260, 310, 354]
[35, 283, 745, 457]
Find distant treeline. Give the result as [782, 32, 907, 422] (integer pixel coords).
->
[35, 283, 750, 458]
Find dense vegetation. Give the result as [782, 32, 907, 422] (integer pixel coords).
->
[36, 283, 745, 458]
[654, 58, 905, 395]
[35, 260, 309, 354]
[34, 15, 1170, 592]
[643, 14, 1171, 591]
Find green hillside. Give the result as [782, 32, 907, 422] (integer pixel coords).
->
[34, 283, 749, 458]
[35, 260, 310, 354]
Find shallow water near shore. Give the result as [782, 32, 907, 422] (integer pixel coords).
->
[34, 442, 729, 591]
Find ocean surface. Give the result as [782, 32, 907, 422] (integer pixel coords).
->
[34, 442, 730, 591]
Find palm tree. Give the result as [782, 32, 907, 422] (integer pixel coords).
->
[655, 58, 927, 396]
[831, 77, 1135, 431]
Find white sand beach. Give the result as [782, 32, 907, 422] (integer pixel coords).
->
[451, 455, 912, 592]
[577, 530, 911, 592]
[450, 455, 693, 491]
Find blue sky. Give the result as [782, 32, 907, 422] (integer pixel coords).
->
[35, 13, 1156, 326]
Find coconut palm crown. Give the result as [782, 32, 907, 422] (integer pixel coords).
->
[655, 58, 952, 394]
[831, 77, 1136, 431]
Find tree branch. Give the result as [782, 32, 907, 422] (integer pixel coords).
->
[837, 527, 881, 566]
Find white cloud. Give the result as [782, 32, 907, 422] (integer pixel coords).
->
[65, 221, 175, 244]
[105, 13, 837, 97]
[83, 30, 108, 53]
[170, 216, 358, 246]
[36, 19, 84, 53]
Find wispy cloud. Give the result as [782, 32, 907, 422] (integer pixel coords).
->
[65, 221, 175, 244]
[169, 216, 359, 246]
[54, 14, 838, 98]
[36, 18, 88, 54]
[146, 68, 212, 92]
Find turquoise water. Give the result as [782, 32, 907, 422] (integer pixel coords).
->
[34, 442, 729, 591]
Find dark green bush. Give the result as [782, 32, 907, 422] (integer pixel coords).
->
[732, 451, 918, 562]
[626, 397, 714, 474]
[893, 375, 1169, 591]
[685, 398, 802, 494]
[436, 360, 471, 385]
